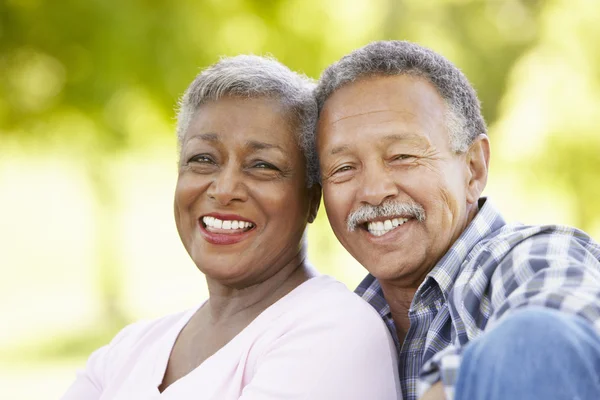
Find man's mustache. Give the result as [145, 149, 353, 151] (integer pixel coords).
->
[346, 200, 426, 232]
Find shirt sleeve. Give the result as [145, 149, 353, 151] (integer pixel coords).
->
[60, 320, 148, 400]
[418, 231, 600, 400]
[239, 303, 401, 400]
[60, 344, 108, 400]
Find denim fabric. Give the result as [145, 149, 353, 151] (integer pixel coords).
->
[456, 307, 600, 400]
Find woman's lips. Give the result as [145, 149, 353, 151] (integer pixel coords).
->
[202, 215, 255, 231]
[198, 214, 256, 245]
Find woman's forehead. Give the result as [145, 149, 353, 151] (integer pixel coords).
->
[184, 97, 299, 146]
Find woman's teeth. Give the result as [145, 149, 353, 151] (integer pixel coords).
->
[203, 216, 254, 231]
[367, 218, 408, 236]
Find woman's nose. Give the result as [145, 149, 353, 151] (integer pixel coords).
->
[206, 166, 248, 206]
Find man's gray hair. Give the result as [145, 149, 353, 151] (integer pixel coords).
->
[315, 41, 487, 153]
[177, 55, 319, 187]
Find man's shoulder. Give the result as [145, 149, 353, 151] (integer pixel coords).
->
[453, 221, 600, 307]
[466, 221, 600, 265]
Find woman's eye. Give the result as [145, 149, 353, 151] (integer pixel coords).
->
[393, 154, 413, 161]
[333, 165, 353, 174]
[188, 154, 214, 164]
[252, 161, 278, 170]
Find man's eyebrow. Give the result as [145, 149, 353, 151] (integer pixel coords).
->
[383, 133, 428, 145]
[246, 140, 285, 152]
[328, 145, 349, 156]
[325, 133, 426, 156]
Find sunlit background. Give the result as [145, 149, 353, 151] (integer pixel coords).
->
[2, 0, 600, 398]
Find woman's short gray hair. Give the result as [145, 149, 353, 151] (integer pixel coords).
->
[315, 41, 487, 153]
[177, 55, 319, 187]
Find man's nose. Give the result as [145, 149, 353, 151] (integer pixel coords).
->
[206, 165, 248, 206]
[356, 162, 399, 206]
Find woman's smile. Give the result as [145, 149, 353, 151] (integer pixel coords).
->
[199, 213, 257, 245]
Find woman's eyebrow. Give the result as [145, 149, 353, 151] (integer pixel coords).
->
[183, 135, 286, 154]
[245, 140, 285, 153]
[185, 132, 220, 144]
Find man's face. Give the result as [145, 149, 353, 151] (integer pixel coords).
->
[317, 75, 476, 285]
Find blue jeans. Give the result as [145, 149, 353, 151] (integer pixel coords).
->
[455, 307, 600, 400]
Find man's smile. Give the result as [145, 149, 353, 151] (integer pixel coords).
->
[364, 217, 409, 236]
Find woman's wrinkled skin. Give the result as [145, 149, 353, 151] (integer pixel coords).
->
[161, 96, 320, 391]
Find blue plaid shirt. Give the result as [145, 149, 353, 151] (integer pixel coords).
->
[355, 198, 600, 400]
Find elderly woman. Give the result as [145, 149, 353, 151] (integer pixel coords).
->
[61, 55, 399, 399]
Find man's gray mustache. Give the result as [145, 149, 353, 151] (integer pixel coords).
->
[346, 201, 426, 232]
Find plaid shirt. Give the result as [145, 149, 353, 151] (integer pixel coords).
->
[355, 198, 600, 400]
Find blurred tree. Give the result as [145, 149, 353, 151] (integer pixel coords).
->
[2, 0, 599, 354]
[544, 136, 600, 229]
[0, 0, 202, 327]
[492, 0, 600, 232]
[383, 0, 544, 127]
[0, 0, 331, 329]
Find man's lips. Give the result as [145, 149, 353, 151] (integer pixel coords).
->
[359, 216, 413, 238]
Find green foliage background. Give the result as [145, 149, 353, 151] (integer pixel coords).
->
[1, 0, 599, 397]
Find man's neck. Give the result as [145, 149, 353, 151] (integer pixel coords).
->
[377, 202, 483, 345]
[379, 281, 419, 344]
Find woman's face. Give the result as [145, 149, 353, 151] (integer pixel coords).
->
[175, 96, 319, 287]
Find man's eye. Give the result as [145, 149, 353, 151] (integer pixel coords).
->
[393, 154, 413, 161]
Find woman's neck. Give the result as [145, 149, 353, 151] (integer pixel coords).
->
[204, 248, 317, 323]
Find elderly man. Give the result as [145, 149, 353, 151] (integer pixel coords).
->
[314, 40, 600, 400]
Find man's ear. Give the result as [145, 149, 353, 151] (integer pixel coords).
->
[307, 183, 322, 224]
[465, 134, 490, 205]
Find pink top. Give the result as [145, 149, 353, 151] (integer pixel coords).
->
[62, 275, 400, 399]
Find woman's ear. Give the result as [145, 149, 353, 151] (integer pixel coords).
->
[307, 183, 322, 224]
[465, 134, 490, 205]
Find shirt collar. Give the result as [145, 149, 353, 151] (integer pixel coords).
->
[422, 197, 507, 302]
[356, 198, 507, 303]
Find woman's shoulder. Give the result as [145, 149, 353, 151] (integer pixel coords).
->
[295, 275, 379, 310]
[61, 306, 201, 398]
[89, 306, 200, 375]
[279, 275, 388, 331]
[108, 307, 196, 349]
[245, 275, 400, 399]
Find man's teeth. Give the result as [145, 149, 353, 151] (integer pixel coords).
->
[367, 218, 408, 236]
[203, 216, 254, 230]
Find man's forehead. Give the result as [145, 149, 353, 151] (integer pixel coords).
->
[319, 75, 445, 125]
[326, 108, 418, 127]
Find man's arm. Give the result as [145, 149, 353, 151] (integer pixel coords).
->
[419, 231, 600, 400]
[420, 382, 445, 400]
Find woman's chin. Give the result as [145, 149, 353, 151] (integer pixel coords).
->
[194, 261, 251, 284]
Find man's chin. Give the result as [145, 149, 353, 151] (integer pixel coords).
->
[360, 261, 408, 281]
[355, 251, 425, 285]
